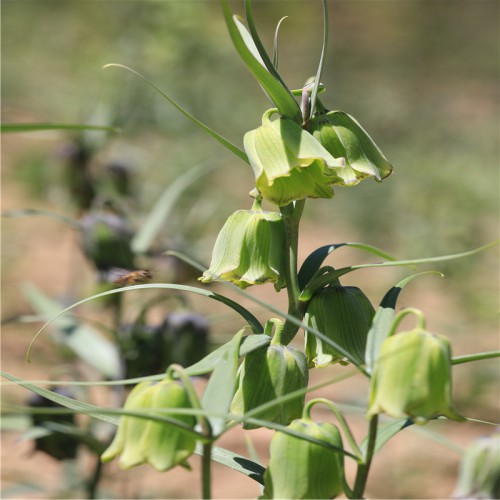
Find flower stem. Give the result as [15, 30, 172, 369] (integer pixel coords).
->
[452, 350, 500, 365]
[202, 442, 212, 499]
[280, 200, 306, 345]
[352, 415, 378, 498]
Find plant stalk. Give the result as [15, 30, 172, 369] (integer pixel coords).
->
[352, 415, 378, 498]
[279, 200, 306, 345]
[202, 442, 213, 499]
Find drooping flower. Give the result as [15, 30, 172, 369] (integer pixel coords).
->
[200, 201, 286, 290]
[244, 109, 345, 206]
[310, 109, 393, 186]
[262, 417, 344, 499]
[367, 329, 465, 424]
[101, 377, 197, 471]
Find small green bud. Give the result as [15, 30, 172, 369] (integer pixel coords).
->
[305, 285, 375, 367]
[367, 329, 465, 424]
[453, 433, 500, 499]
[101, 377, 197, 471]
[231, 344, 308, 430]
[200, 204, 286, 290]
[262, 418, 344, 499]
[310, 110, 393, 186]
[244, 110, 345, 206]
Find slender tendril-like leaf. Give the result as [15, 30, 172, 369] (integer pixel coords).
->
[309, 0, 328, 121]
[2, 209, 82, 229]
[102, 64, 248, 163]
[272, 17, 288, 68]
[221, 0, 301, 122]
[131, 161, 219, 255]
[244, 0, 291, 93]
[298, 241, 398, 290]
[364, 272, 443, 374]
[26, 284, 263, 362]
[451, 350, 500, 365]
[0, 123, 118, 133]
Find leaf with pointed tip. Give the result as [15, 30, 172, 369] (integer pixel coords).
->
[23, 283, 121, 379]
[298, 242, 397, 290]
[272, 17, 288, 69]
[103, 64, 248, 162]
[221, 0, 301, 122]
[201, 330, 243, 436]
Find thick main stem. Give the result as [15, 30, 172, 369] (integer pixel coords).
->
[202, 442, 212, 499]
[352, 415, 378, 498]
[280, 200, 306, 345]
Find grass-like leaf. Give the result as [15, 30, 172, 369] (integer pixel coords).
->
[131, 161, 219, 255]
[272, 17, 288, 69]
[201, 330, 243, 436]
[103, 64, 248, 162]
[26, 283, 263, 362]
[2, 209, 82, 229]
[1, 123, 118, 133]
[221, 0, 301, 122]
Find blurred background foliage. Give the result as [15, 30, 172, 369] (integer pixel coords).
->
[1, 1, 498, 498]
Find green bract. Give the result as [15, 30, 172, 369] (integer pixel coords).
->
[367, 329, 465, 424]
[262, 417, 344, 499]
[305, 285, 375, 367]
[200, 204, 286, 289]
[230, 343, 308, 430]
[310, 110, 393, 186]
[244, 110, 345, 206]
[101, 378, 197, 471]
[453, 433, 500, 499]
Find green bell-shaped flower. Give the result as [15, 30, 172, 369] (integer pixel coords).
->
[244, 109, 345, 206]
[101, 377, 197, 471]
[305, 285, 375, 367]
[310, 109, 393, 186]
[367, 329, 465, 424]
[453, 433, 500, 499]
[231, 328, 308, 430]
[200, 200, 286, 290]
[262, 417, 344, 499]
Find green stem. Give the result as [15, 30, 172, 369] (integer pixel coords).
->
[386, 307, 426, 338]
[352, 415, 378, 498]
[202, 442, 212, 499]
[86, 455, 104, 499]
[280, 200, 306, 345]
[452, 350, 500, 365]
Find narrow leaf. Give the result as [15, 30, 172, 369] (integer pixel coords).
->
[131, 161, 219, 255]
[2, 209, 81, 229]
[308, 0, 328, 121]
[298, 242, 397, 290]
[186, 333, 270, 376]
[272, 17, 288, 68]
[221, 1, 301, 122]
[23, 284, 121, 379]
[1, 123, 118, 133]
[197, 443, 265, 484]
[201, 329, 243, 436]
[103, 64, 248, 162]
[27, 283, 263, 362]
[360, 418, 410, 455]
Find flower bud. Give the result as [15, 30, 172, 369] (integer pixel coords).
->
[244, 110, 345, 206]
[367, 329, 464, 424]
[310, 110, 393, 186]
[101, 377, 197, 471]
[200, 204, 286, 290]
[262, 418, 344, 499]
[231, 344, 308, 430]
[453, 433, 500, 499]
[305, 285, 375, 367]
